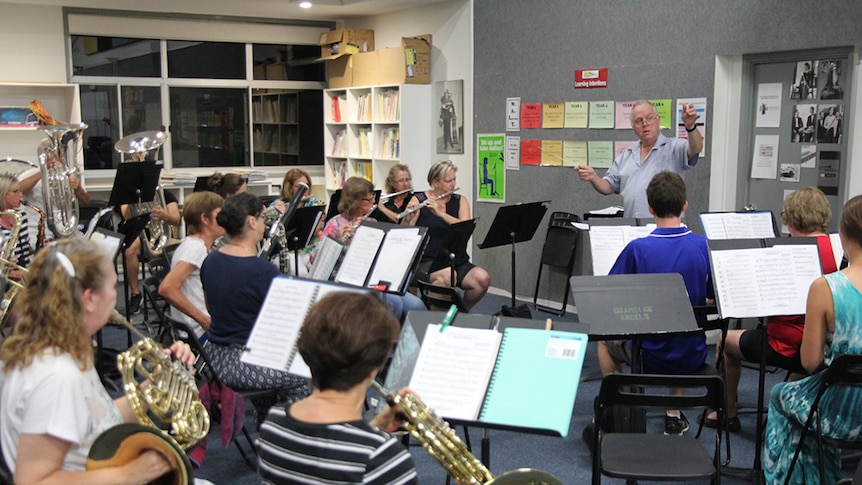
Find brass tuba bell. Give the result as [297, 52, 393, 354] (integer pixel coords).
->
[37, 123, 87, 238]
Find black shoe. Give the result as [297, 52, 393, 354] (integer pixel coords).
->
[664, 412, 690, 435]
[128, 292, 143, 315]
[582, 423, 596, 456]
[701, 414, 741, 432]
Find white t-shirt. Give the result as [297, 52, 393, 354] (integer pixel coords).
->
[0, 350, 123, 471]
[172, 236, 209, 339]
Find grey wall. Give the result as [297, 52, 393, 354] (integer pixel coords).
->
[472, 0, 862, 302]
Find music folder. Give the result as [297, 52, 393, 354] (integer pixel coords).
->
[386, 311, 589, 437]
[333, 220, 428, 294]
[708, 237, 822, 319]
[240, 277, 369, 377]
[570, 273, 700, 340]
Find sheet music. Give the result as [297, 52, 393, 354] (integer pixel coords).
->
[700, 212, 775, 239]
[241, 278, 317, 374]
[589, 224, 654, 276]
[710, 245, 821, 318]
[336, 225, 385, 286]
[367, 228, 422, 291]
[308, 236, 343, 281]
[830, 233, 844, 269]
[408, 324, 502, 421]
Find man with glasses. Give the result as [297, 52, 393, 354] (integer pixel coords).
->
[577, 100, 703, 218]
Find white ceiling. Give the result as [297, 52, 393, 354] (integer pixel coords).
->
[8, 0, 448, 21]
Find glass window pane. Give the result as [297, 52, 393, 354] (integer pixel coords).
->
[122, 86, 163, 136]
[79, 85, 121, 169]
[169, 87, 248, 168]
[252, 44, 324, 81]
[71, 36, 160, 77]
[251, 89, 323, 166]
[167, 41, 245, 79]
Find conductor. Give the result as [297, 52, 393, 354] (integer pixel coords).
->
[576, 100, 703, 218]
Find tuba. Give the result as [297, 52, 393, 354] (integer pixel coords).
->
[37, 123, 87, 238]
[372, 381, 562, 485]
[114, 131, 171, 257]
[87, 309, 209, 484]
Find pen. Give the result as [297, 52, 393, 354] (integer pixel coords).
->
[440, 304, 458, 332]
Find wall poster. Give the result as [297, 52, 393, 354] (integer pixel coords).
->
[436, 80, 464, 154]
[477, 134, 505, 203]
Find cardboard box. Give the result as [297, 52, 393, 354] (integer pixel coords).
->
[265, 63, 287, 80]
[352, 34, 431, 86]
[253, 64, 266, 80]
[326, 55, 354, 89]
[318, 28, 374, 61]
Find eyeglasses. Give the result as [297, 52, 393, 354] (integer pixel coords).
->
[395, 178, 412, 184]
[632, 115, 658, 127]
[362, 195, 376, 202]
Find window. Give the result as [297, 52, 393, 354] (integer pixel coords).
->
[71, 36, 160, 77]
[167, 41, 245, 80]
[169, 87, 247, 168]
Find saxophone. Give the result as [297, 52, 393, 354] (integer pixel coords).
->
[21, 201, 46, 251]
[371, 381, 562, 485]
[0, 210, 26, 331]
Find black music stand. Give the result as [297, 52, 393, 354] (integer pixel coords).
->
[427, 219, 477, 291]
[477, 201, 550, 316]
[108, 161, 162, 322]
[324, 189, 380, 224]
[285, 205, 325, 275]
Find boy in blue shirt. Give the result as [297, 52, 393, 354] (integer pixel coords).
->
[597, 170, 713, 435]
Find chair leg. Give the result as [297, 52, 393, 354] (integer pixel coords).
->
[234, 426, 259, 470]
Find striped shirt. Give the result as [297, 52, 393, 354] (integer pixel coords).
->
[258, 405, 418, 485]
[0, 210, 33, 269]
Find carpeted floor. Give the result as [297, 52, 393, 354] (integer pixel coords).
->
[102, 287, 846, 484]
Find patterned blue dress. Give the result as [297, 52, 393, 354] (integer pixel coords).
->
[764, 271, 862, 484]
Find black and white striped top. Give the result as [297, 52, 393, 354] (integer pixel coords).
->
[257, 405, 418, 485]
[0, 210, 33, 269]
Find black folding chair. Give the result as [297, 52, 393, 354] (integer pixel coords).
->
[533, 211, 581, 316]
[593, 373, 725, 485]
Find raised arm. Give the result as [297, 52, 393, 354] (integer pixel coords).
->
[681, 103, 703, 160]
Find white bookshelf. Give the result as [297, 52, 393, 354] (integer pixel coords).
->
[323, 84, 432, 193]
[0, 83, 81, 163]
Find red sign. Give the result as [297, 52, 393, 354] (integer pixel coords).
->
[574, 68, 608, 89]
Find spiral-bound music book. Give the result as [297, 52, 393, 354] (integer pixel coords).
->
[240, 277, 367, 377]
[407, 325, 587, 437]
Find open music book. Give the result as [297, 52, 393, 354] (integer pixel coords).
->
[708, 238, 822, 318]
[588, 221, 656, 276]
[310, 220, 427, 294]
[407, 325, 587, 436]
[240, 277, 367, 377]
[699, 211, 776, 240]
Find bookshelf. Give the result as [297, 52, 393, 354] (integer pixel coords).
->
[0, 83, 81, 162]
[252, 89, 323, 166]
[323, 84, 431, 192]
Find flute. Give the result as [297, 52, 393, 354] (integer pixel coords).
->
[342, 204, 377, 243]
[379, 187, 413, 201]
[396, 187, 459, 220]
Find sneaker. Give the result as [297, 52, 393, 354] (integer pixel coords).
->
[701, 413, 741, 432]
[664, 412, 690, 435]
[128, 292, 143, 315]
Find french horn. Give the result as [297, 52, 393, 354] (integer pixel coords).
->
[37, 123, 87, 238]
[114, 131, 171, 257]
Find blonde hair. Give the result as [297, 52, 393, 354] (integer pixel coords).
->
[385, 164, 411, 194]
[280, 168, 312, 200]
[427, 160, 457, 185]
[781, 187, 831, 234]
[1, 239, 110, 371]
[0, 173, 19, 211]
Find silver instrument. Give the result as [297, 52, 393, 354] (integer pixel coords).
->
[114, 131, 171, 257]
[379, 187, 413, 201]
[396, 187, 460, 220]
[38, 123, 87, 238]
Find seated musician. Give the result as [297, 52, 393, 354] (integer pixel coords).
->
[207, 171, 247, 199]
[267, 168, 324, 276]
[199, 193, 309, 402]
[159, 191, 225, 341]
[257, 291, 418, 484]
[0, 174, 36, 281]
[312, 177, 425, 322]
[703, 187, 838, 432]
[376, 164, 413, 224]
[117, 152, 181, 315]
[597, 171, 712, 436]
[402, 161, 490, 310]
[0, 238, 193, 482]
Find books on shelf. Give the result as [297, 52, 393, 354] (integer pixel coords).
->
[377, 88, 399, 122]
[354, 161, 372, 182]
[357, 128, 371, 157]
[240, 277, 367, 377]
[356, 93, 372, 122]
[407, 325, 588, 436]
[379, 127, 399, 159]
[331, 95, 342, 123]
[331, 129, 347, 157]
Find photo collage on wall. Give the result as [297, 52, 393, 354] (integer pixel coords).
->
[786, 59, 844, 194]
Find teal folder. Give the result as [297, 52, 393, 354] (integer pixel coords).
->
[478, 327, 588, 437]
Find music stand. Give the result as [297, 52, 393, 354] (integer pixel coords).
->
[477, 201, 550, 313]
[193, 176, 211, 192]
[285, 205, 325, 275]
[427, 219, 477, 289]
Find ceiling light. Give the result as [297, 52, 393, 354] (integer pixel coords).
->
[299, 1, 312, 7]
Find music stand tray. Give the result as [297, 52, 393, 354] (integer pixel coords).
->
[285, 205, 325, 251]
[428, 219, 477, 274]
[108, 161, 162, 209]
